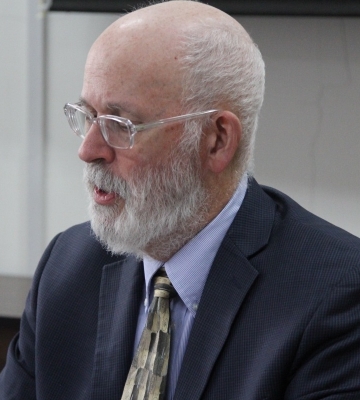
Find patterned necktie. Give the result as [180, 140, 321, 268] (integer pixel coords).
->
[121, 267, 176, 400]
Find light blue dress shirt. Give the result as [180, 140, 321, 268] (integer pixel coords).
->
[133, 174, 248, 399]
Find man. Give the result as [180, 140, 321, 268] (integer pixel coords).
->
[1, 1, 360, 399]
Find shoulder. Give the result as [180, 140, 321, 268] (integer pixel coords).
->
[261, 183, 360, 253]
[36, 222, 120, 275]
[235, 178, 360, 288]
[31, 222, 125, 306]
[254, 182, 360, 301]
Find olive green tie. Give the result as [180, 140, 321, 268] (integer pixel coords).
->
[121, 267, 176, 400]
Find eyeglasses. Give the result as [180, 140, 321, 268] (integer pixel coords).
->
[64, 102, 218, 150]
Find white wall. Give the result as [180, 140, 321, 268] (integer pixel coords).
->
[1, 10, 360, 281]
[0, 1, 28, 277]
[248, 17, 360, 234]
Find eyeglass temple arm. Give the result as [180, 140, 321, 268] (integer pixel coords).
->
[135, 110, 218, 132]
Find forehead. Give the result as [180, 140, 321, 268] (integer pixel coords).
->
[81, 18, 184, 119]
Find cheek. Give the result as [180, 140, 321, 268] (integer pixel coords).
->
[110, 125, 184, 179]
[111, 146, 154, 181]
[110, 156, 137, 182]
[156, 125, 185, 157]
[136, 127, 183, 161]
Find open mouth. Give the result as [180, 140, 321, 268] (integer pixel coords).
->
[93, 185, 117, 205]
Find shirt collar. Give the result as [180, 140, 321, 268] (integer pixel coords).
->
[143, 173, 248, 316]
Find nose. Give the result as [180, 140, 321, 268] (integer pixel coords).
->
[78, 123, 115, 164]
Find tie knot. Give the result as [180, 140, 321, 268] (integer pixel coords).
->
[154, 268, 176, 299]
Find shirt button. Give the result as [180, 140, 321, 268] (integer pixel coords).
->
[192, 303, 198, 311]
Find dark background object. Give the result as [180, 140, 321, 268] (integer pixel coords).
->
[50, 0, 360, 16]
[0, 318, 20, 370]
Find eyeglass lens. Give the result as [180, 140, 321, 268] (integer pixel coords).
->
[68, 107, 132, 149]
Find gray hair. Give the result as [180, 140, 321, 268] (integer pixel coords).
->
[180, 19, 265, 177]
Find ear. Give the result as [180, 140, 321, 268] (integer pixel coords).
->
[203, 111, 242, 174]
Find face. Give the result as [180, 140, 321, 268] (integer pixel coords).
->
[79, 16, 209, 260]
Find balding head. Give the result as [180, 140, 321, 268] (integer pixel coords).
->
[85, 1, 252, 113]
[86, 1, 264, 176]
[96, 0, 248, 47]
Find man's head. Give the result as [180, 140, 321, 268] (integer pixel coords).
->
[76, 0, 265, 260]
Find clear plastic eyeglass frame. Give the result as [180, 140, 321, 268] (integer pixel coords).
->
[64, 102, 218, 150]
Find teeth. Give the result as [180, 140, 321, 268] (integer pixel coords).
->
[95, 186, 109, 194]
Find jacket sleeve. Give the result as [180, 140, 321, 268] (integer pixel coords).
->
[285, 265, 360, 399]
[0, 234, 61, 400]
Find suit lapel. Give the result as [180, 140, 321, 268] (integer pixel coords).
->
[90, 256, 144, 400]
[174, 179, 276, 399]
[174, 246, 258, 400]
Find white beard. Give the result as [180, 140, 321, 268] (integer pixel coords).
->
[84, 140, 209, 260]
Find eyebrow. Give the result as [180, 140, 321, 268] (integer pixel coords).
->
[78, 97, 93, 110]
[106, 103, 131, 117]
[78, 97, 140, 119]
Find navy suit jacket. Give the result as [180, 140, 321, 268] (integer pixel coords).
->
[1, 179, 360, 399]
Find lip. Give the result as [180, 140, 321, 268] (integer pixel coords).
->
[93, 186, 116, 205]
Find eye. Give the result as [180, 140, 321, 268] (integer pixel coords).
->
[84, 114, 93, 131]
[106, 119, 129, 134]
[77, 101, 97, 118]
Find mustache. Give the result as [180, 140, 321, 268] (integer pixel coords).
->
[83, 162, 129, 199]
